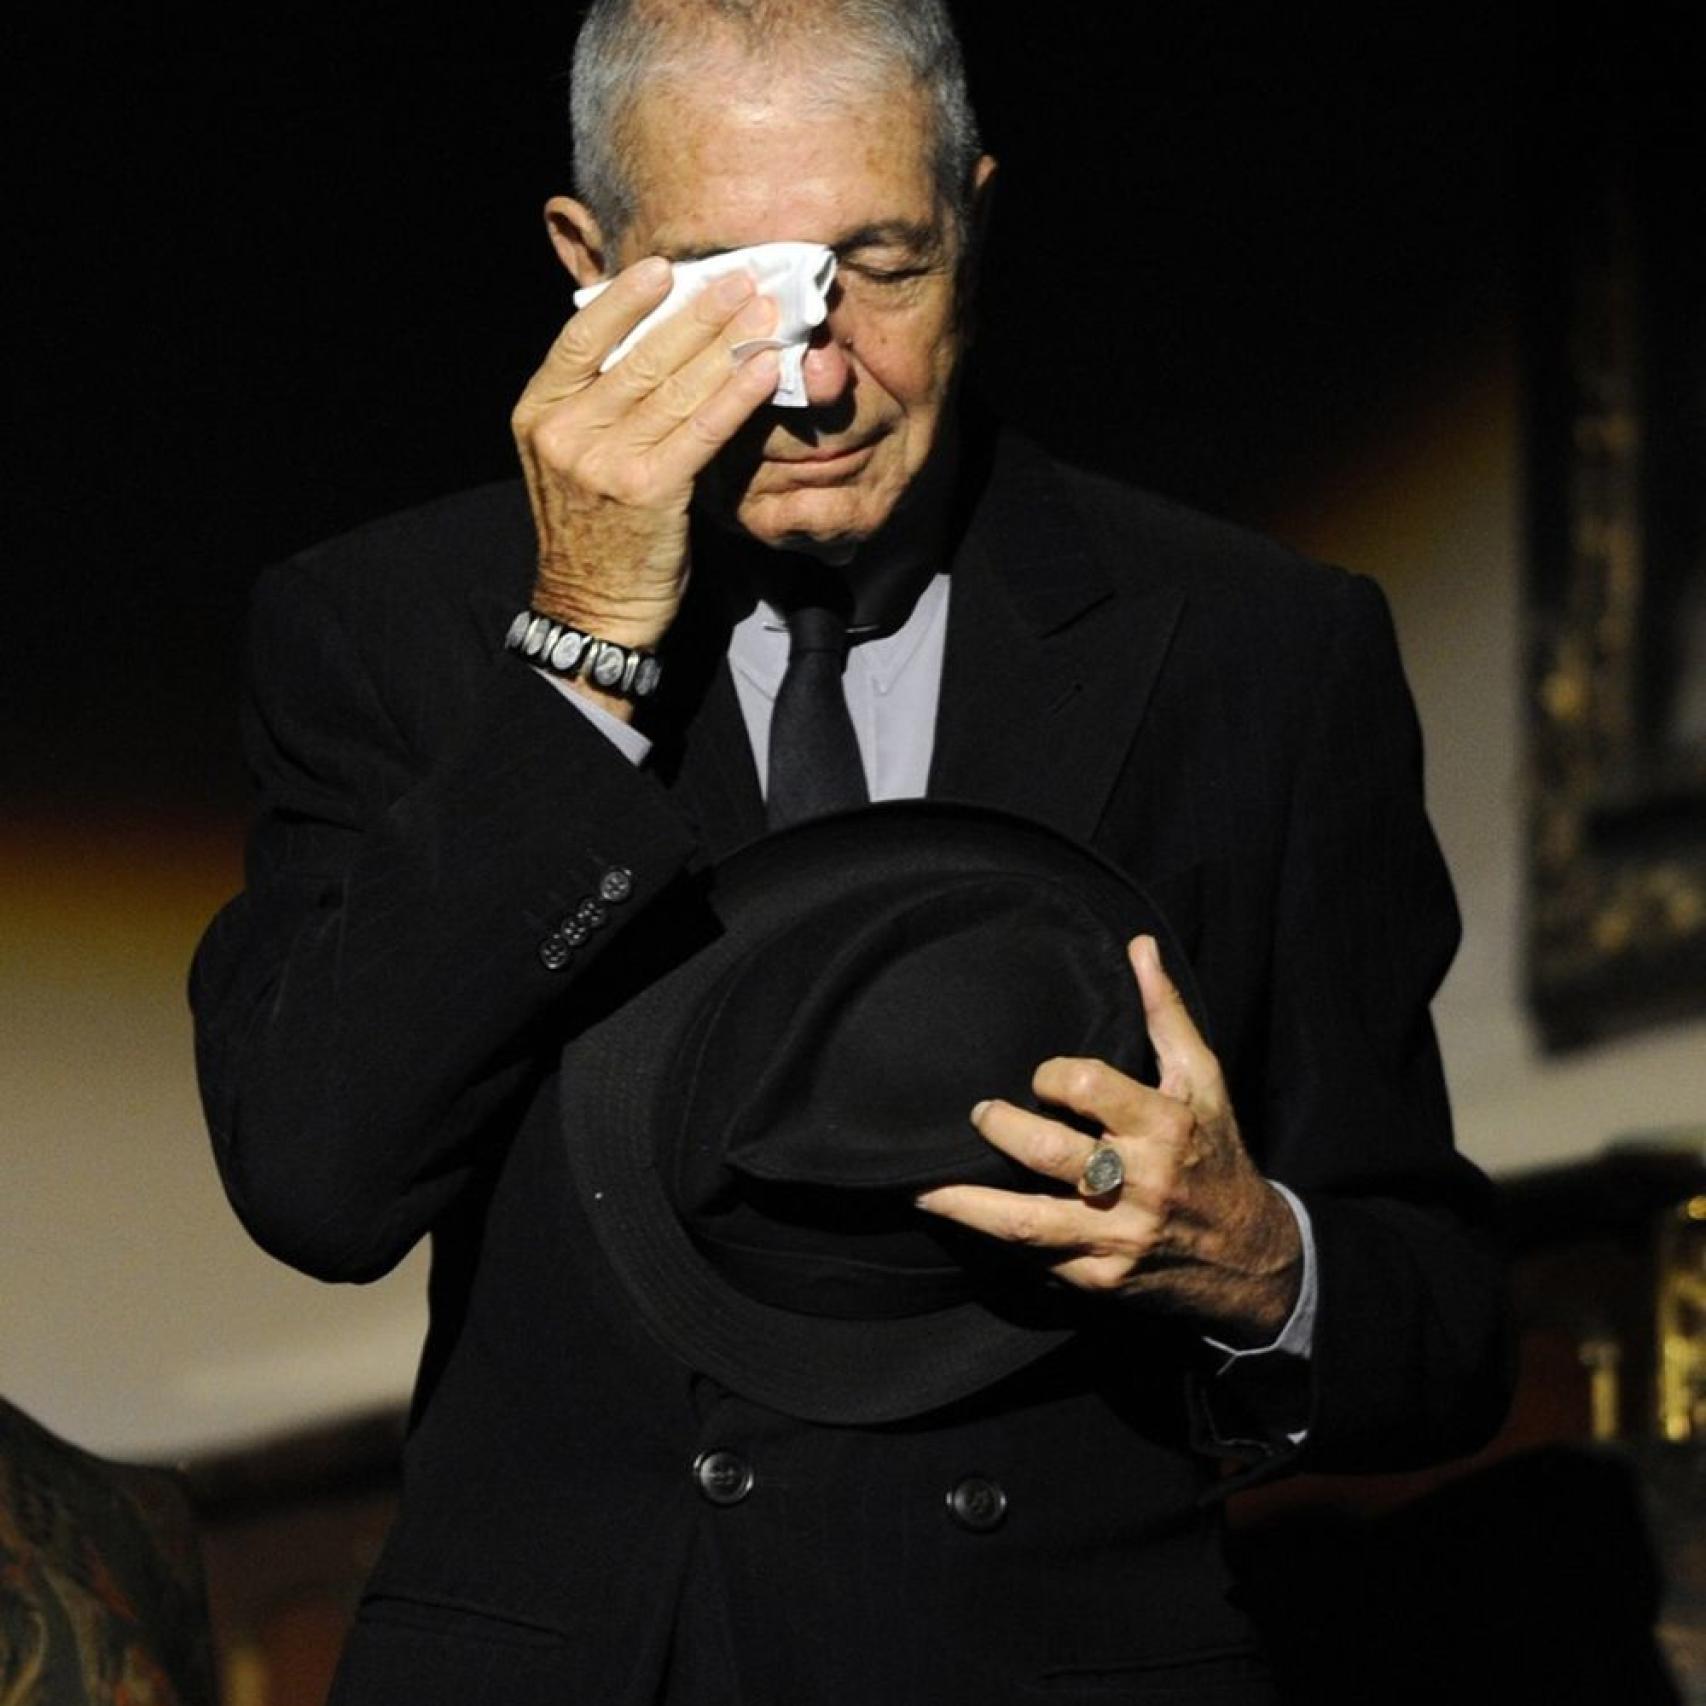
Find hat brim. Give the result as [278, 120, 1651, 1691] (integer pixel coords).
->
[560, 802, 1206, 1425]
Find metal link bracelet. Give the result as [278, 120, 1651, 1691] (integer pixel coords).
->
[505, 609, 663, 701]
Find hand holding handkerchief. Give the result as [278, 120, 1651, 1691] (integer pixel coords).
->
[573, 242, 838, 409]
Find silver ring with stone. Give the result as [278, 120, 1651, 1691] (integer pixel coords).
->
[1080, 1142, 1125, 1198]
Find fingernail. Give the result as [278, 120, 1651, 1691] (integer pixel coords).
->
[913, 1193, 939, 1213]
[970, 1100, 991, 1123]
[636, 256, 671, 286]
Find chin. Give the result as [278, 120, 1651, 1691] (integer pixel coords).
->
[734, 489, 894, 558]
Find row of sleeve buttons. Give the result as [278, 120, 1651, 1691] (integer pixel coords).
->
[539, 865, 635, 971]
[689, 1452, 1007, 1531]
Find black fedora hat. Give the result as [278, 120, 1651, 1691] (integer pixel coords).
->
[560, 802, 1206, 1426]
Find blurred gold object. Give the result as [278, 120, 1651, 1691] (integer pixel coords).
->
[1657, 1193, 1706, 1443]
[221, 1642, 270, 1706]
[1580, 1333, 1624, 1442]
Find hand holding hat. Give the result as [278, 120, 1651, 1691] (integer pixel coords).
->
[561, 803, 1223, 1425]
[916, 934, 1304, 1346]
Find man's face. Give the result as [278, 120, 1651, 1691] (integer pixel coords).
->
[608, 66, 989, 559]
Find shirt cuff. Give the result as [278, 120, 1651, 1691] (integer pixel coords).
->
[1194, 1181, 1318, 1455]
[1203, 1180, 1318, 1366]
[537, 669, 654, 767]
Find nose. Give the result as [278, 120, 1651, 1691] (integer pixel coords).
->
[800, 317, 854, 407]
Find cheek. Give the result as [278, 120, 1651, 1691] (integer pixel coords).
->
[845, 304, 962, 417]
[872, 350, 948, 417]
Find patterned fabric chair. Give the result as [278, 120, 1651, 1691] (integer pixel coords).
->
[0, 1398, 215, 1706]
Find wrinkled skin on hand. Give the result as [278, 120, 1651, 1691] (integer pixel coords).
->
[510, 255, 781, 657]
[916, 934, 1304, 1346]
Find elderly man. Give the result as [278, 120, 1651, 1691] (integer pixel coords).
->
[192, 2, 1507, 1702]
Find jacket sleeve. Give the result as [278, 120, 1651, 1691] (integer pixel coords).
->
[190, 556, 698, 1283]
[1239, 572, 1510, 1472]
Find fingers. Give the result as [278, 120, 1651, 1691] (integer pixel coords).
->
[528, 255, 675, 396]
[657, 346, 781, 465]
[517, 257, 765, 413]
[967, 1098, 1097, 1187]
[913, 1183, 1098, 1252]
[913, 1179, 1161, 1296]
[1049, 1249, 1149, 1292]
[628, 294, 777, 444]
[517, 263, 781, 510]
[969, 1093, 1176, 1217]
[574, 271, 774, 438]
[1128, 934, 1221, 1106]
[1028, 1056, 1182, 1149]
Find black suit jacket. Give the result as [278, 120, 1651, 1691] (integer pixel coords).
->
[192, 428, 1507, 1706]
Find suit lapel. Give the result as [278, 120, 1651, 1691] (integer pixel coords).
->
[653, 430, 1183, 855]
[646, 573, 767, 863]
[929, 433, 1184, 845]
[668, 659, 768, 861]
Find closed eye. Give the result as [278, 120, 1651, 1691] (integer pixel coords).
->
[839, 262, 934, 285]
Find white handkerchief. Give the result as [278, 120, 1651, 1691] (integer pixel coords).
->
[572, 242, 837, 409]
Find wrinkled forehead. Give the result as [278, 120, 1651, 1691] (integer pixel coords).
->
[619, 67, 942, 257]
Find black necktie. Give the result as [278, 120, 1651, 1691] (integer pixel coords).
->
[766, 600, 869, 829]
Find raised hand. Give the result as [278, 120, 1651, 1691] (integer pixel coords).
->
[511, 256, 781, 670]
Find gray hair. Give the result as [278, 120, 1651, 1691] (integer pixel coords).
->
[570, 0, 983, 240]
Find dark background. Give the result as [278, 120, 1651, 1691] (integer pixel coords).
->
[7, 3, 1692, 815]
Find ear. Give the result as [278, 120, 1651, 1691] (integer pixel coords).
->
[955, 155, 999, 330]
[969, 154, 999, 242]
[545, 195, 612, 286]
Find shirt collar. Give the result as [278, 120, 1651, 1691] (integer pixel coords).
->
[729, 573, 948, 701]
